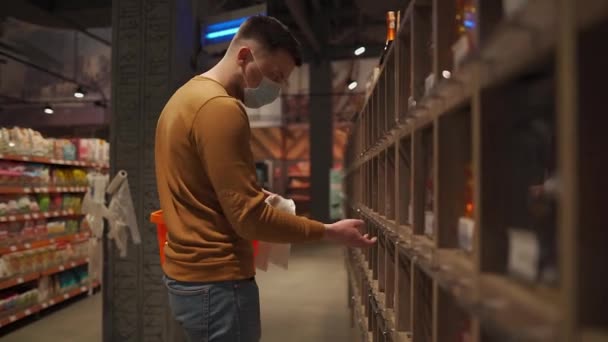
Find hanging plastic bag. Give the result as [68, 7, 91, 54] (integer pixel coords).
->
[255, 194, 296, 271]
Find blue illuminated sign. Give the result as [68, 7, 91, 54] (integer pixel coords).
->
[203, 15, 265, 45]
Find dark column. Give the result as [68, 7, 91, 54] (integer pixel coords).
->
[106, 0, 196, 341]
[309, 61, 333, 222]
[309, 10, 332, 222]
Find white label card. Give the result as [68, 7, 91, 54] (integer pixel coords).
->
[424, 211, 435, 237]
[458, 217, 475, 253]
[508, 228, 540, 282]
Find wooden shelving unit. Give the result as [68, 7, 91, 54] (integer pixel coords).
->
[343, 1, 608, 341]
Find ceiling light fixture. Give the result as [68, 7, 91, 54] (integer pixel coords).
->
[348, 80, 358, 90]
[74, 86, 86, 98]
[442, 70, 452, 79]
[354, 46, 366, 56]
[43, 105, 54, 114]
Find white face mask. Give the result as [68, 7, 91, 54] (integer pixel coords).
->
[243, 57, 282, 109]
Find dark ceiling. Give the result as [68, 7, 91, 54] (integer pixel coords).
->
[0, 0, 405, 60]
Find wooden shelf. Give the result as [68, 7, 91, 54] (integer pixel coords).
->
[0, 280, 100, 328]
[345, 1, 605, 341]
[0, 231, 91, 255]
[0, 154, 109, 169]
[0, 186, 87, 195]
[0, 257, 89, 291]
[0, 209, 82, 223]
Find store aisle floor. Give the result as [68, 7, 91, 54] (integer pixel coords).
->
[1, 242, 354, 342]
[257, 242, 354, 342]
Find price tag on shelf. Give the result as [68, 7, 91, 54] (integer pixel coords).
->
[24, 214, 31, 220]
[50, 238, 55, 243]
[9, 246, 17, 252]
[458, 217, 475, 253]
[23, 188, 31, 193]
[59, 265, 65, 271]
[8, 216, 16, 222]
[42, 303, 48, 309]
[424, 211, 435, 237]
[63, 293, 70, 300]
[9, 315, 16, 322]
[62, 210, 68, 216]
[17, 277, 24, 284]
[70, 262, 76, 267]
[32, 213, 39, 219]
[44, 212, 50, 218]
[81, 286, 87, 292]
[33, 188, 41, 193]
[24, 243, 31, 249]
[0, 217, 6, 222]
[49, 299, 55, 305]
[24, 309, 31, 316]
[22, 156, 30, 161]
[508, 228, 540, 282]
[41, 187, 49, 193]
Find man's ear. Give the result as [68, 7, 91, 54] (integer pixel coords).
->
[236, 47, 251, 66]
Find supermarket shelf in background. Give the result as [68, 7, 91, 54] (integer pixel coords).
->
[0, 231, 91, 255]
[0, 279, 100, 328]
[0, 186, 88, 195]
[290, 195, 311, 202]
[287, 184, 310, 190]
[0, 154, 109, 169]
[0, 209, 82, 223]
[287, 173, 309, 178]
[0, 257, 89, 291]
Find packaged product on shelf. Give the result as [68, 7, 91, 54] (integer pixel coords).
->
[73, 169, 88, 186]
[453, 0, 477, 68]
[35, 219, 47, 236]
[50, 194, 62, 211]
[38, 194, 51, 212]
[21, 220, 36, 238]
[46, 220, 66, 236]
[459, 163, 475, 252]
[38, 275, 51, 301]
[0, 161, 25, 186]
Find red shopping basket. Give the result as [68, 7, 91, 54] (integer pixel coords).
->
[150, 210, 258, 265]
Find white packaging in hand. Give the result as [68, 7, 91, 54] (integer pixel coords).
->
[255, 194, 296, 271]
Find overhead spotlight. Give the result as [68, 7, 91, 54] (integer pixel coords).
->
[347, 80, 358, 90]
[74, 86, 86, 98]
[354, 46, 366, 56]
[43, 105, 54, 115]
[442, 70, 452, 79]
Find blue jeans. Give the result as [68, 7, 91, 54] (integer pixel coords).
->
[163, 275, 261, 342]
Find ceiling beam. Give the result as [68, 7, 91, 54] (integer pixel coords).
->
[0, 1, 111, 46]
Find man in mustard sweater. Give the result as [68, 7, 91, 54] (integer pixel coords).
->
[155, 15, 375, 342]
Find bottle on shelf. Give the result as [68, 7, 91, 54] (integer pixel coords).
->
[459, 162, 475, 252]
[379, 11, 396, 66]
[424, 152, 434, 238]
[453, 0, 477, 68]
[506, 75, 557, 286]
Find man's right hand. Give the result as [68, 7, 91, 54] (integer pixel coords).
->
[323, 219, 376, 248]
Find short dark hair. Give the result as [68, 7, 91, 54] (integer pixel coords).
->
[235, 15, 302, 66]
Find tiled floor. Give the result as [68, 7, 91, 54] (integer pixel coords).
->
[1, 242, 354, 342]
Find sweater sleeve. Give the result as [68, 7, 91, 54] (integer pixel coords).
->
[191, 96, 325, 243]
